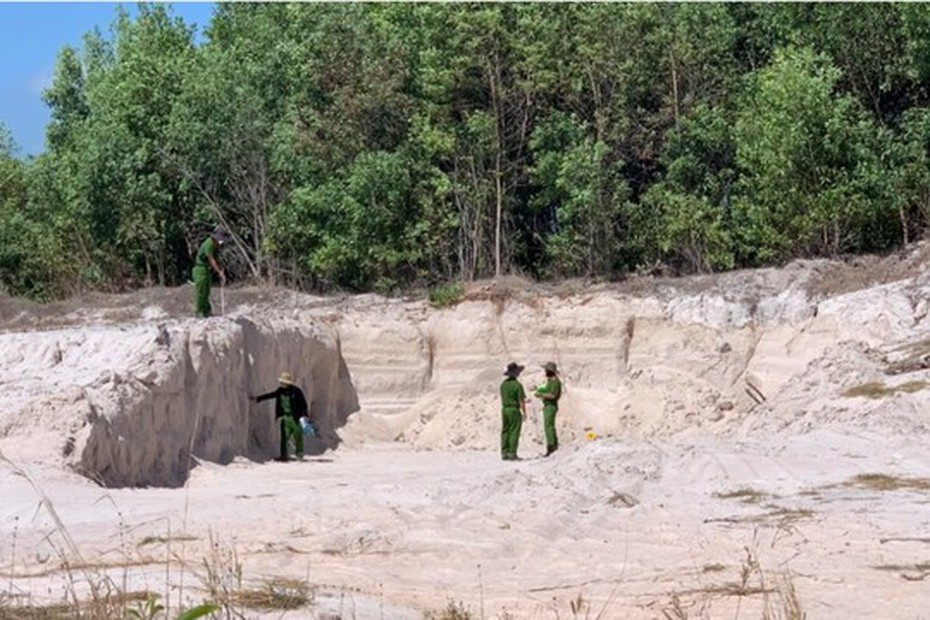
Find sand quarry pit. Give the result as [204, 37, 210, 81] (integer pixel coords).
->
[3, 249, 930, 618]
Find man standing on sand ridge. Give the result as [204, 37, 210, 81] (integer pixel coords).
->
[192, 226, 230, 318]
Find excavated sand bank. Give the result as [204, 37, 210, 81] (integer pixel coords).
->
[3, 250, 930, 617]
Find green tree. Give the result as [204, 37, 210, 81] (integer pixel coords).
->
[43, 46, 88, 150]
[779, 4, 917, 124]
[642, 104, 736, 273]
[734, 46, 900, 264]
[32, 4, 198, 291]
[271, 151, 422, 291]
[529, 112, 628, 277]
[891, 107, 930, 243]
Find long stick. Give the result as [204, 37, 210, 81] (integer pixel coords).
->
[221, 281, 226, 316]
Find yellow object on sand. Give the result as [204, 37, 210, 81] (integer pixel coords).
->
[585, 430, 598, 441]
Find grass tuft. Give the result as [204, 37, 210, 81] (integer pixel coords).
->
[845, 473, 930, 492]
[423, 599, 475, 620]
[138, 534, 197, 547]
[428, 282, 465, 309]
[234, 577, 312, 611]
[714, 488, 771, 504]
[0, 590, 154, 620]
[843, 379, 928, 399]
[662, 541, 805, 620]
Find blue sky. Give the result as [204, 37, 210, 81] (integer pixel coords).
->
[0, 2, 215, 157]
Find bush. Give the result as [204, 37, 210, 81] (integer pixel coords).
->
[428, 282, 464, 308]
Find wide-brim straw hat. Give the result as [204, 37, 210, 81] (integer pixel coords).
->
[504, 362, 524, 377]
[542, 361, 558, 373]
[278, 371, 295, 385]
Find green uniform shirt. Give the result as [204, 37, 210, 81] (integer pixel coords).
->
[194, 237, 216, 269]
[500, 377, 526, 409]
[541, 377, 561, 408]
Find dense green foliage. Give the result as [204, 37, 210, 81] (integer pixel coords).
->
[4, 3, 930, 298]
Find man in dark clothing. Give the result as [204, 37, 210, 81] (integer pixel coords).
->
[251, 371, 309, 462]
[500, 362, 527, 461]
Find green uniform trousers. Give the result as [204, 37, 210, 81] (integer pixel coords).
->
[501, 406, 522, 460]
[193, 265, 212, 317]
[543, 404, 558, 454]
[279, 416, 303, 460]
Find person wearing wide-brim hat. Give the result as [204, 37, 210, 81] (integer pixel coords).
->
[192, 226, 232, 317]
[534, 362, 562, 457]
[500, 362, 527, 460]
[250, 371, 310, 462]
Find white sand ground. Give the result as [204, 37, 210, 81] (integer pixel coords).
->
[3, 251, 930, 618]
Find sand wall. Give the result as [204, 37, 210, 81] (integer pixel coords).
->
[334, 276, 930, 450]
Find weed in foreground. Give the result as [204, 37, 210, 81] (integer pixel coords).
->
[126, 593, 164, 620]
[234, 577, 313, 611]
[0, 589, 154, 620]
[424, 599, 475, 620]
[194, 531, 243, 617]
[0, 451, 235, 620]
[661, 533, 805, 620]
[661, 593, 688, 620]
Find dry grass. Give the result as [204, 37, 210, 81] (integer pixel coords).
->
[138, 534, 198, 547]
[872, 561, 930, 572]
[842, 379, 928, 399]
[234, 577, 313, 611]
[844, 473, 930, 492]
[423, 599, 475, 620]
[607, 492, 639, 508]
[704, 506, 814, 526]
[1, 450, 315, 620]
[0, 590, 153, 620]
[714, 488, 772, 504]
[872, 561, 930, 582]
[661, 540, 805, 620]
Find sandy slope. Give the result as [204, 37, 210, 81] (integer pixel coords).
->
[3, 253, 930, 618]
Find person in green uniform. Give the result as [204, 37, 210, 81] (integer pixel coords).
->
[500, 362, 527, 461]
[535, 361, 562, 457]
[192, 226, 230, 317]
[251, 371, 309, 462]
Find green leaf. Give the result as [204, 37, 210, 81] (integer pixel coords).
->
[176, 602, 220, 620]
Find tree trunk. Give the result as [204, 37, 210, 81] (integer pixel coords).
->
[669, 48, 680, 125]
[495, 153, 502, 278]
